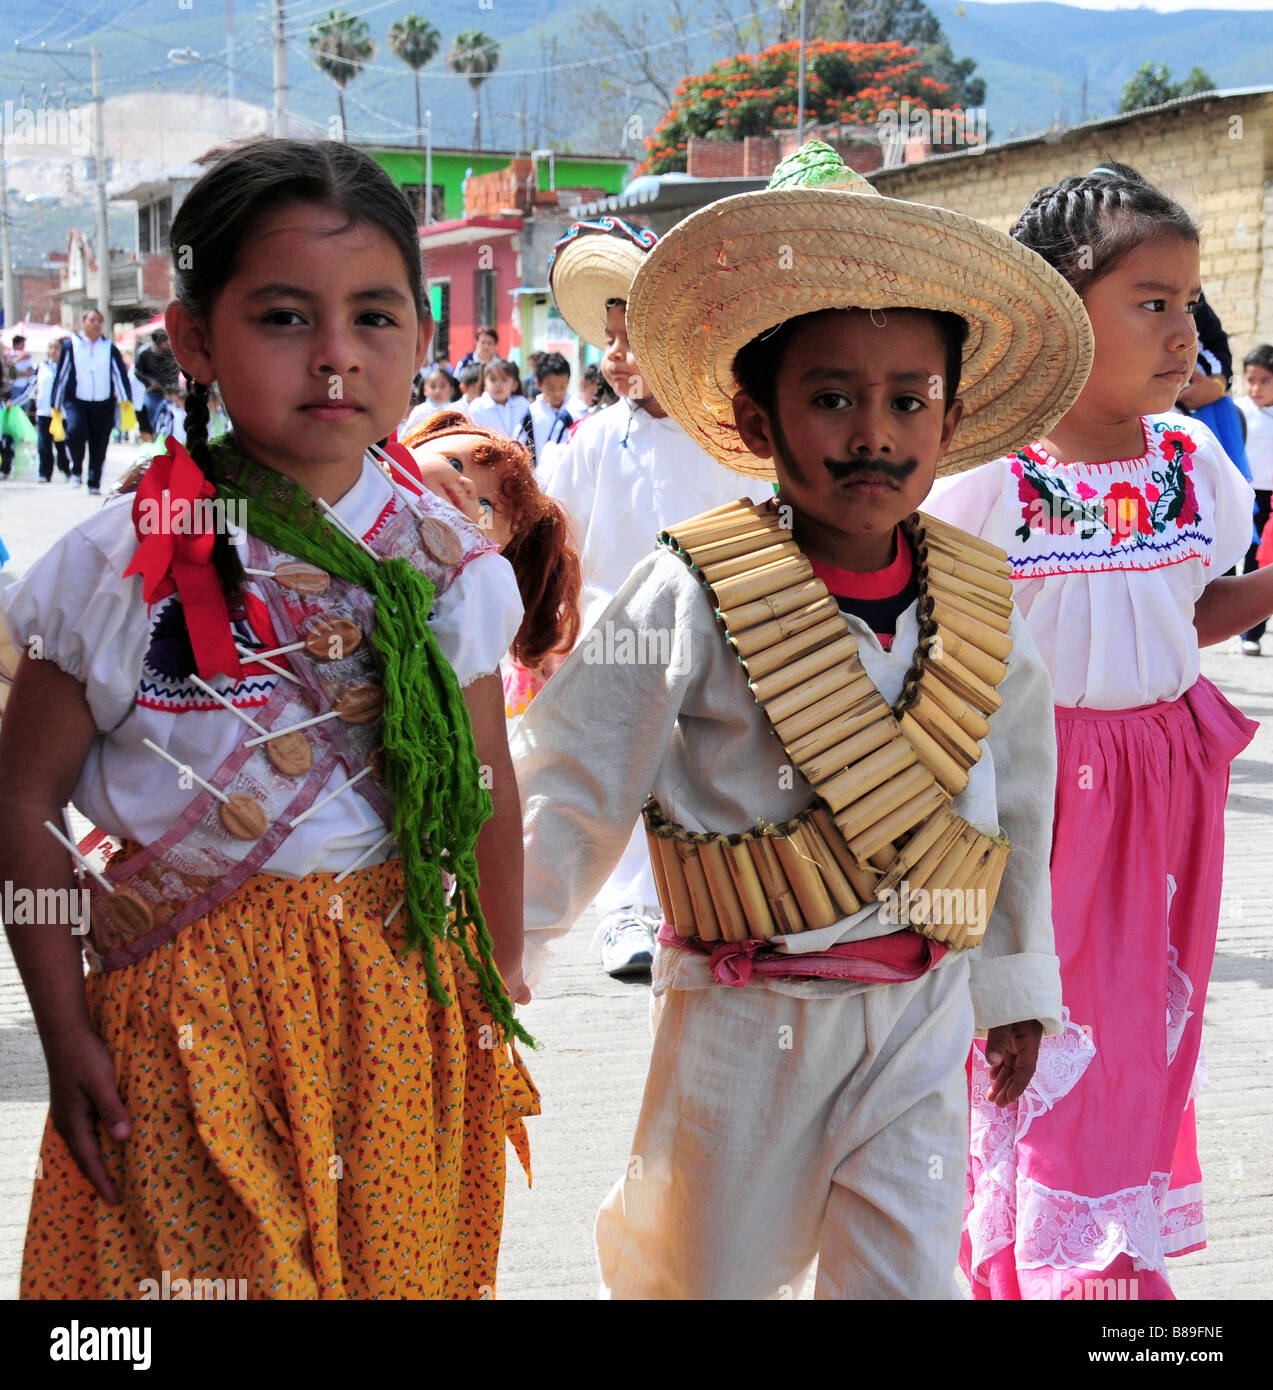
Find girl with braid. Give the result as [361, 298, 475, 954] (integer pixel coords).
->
[0, 138, 537, 1300]
[929, 161, 1269, 1300]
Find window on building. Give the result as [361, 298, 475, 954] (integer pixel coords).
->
[475, 269, 497, 336]
[155, 197, 172, 253]
[402, 183, 445, 224]
[429, 279, 450, 363]
[138, 205, 152, 255]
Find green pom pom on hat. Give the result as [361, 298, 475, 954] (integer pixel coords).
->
[767, 140, 878, 195]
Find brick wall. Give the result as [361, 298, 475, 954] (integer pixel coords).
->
[690, 129, 884, 180]
[871, 92, 1273, 362]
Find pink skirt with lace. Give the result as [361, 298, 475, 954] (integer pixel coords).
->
[961, 677, 1256, 1300]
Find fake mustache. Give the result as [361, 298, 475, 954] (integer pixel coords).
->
[824, 456, 920, 483]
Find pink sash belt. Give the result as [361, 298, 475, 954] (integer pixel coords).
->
[656, 920, 947, 988]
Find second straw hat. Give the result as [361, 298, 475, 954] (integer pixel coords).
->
[547, 217, 658, 350]
[626, 142, 1093, 479]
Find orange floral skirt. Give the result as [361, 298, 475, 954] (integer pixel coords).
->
[20, 860, 537, 1300]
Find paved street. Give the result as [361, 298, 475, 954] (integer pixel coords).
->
[1, 441, 1270, 1300]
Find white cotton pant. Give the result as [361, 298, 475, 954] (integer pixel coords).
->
[595, 955, 973, 1300]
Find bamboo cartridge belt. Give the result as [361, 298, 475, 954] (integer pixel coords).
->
[650, 498, 1016, 952]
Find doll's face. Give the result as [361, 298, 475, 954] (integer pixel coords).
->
[409, 432, 514, 546]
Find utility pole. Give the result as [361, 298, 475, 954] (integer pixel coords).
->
[0, 130, 15, 331]
[272, 0, 288, 138]
[795, 0, 808, 149]
[425, 110, 433, 226]
[92, 46, 112, 337]
[226, 0, 236, 135]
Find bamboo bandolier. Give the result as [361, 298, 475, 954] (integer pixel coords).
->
[644, 498, 1017, 952]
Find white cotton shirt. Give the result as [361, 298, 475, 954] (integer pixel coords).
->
[926, 412, 1254, 709]
[512, 543, 1063, 1035]
[538, 398, 759, 631]
[68, 333, 113, 401]
[1, 457, 523, 876]
[466, 391, 532, 439]
[1237, 396, 1273, 492]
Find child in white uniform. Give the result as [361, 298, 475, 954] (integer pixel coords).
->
[512, 144, 1092, 1298]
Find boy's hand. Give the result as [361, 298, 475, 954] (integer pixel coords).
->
[984, 1019, 1043, 1107]
[45, 1025, 131, 1205]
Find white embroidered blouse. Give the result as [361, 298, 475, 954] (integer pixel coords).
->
[1, 457, 523, 877]
[926, 413, 1254, 708]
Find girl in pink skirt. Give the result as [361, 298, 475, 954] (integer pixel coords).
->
[929, 161, 1273, 1299]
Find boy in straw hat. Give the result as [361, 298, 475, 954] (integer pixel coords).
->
[542, 216, 755, 979]
[513, 143, 1093, 1298]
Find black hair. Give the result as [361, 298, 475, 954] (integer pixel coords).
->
[1244, 344, 1273, 376]
[581, 364, 602, 386]
[603, 296, 626, 313]
[476, 324, 498, 343]
[424, 364, 460, 400]
[481, 356, 522, 393]
[12, 336, 25, 347]
[168, 137, 427, 599]
[1010, 160, 1198, 297]
[458, 362, 482, 389]
[537, 351, 570, 380]
[732, 307, 968, 417]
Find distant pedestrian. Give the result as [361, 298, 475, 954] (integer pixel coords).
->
[50, 306, 132, 494]
[455, 323, 499, 373]
[133, 329, 180, 441]
[468, 356, 532, 443]
[35, 338, 71, 482]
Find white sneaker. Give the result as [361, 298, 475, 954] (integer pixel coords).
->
[1243, 639, 1261, 656]
[599, 909, 659, 979]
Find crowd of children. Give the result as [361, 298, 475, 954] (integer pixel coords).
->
[3, 132, 1272, 1303]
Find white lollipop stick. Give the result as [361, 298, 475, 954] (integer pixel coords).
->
[237, 645, 304, 686]
[61, 807, 83, 882]
[42, 820, 116, 894]
[248, 640, 308, 661]
[242, 708, 340, 748]
[285, 765, 373, 828]
[384, 894, 405, 927]
[242, 567, 276, 578]
[368, 444, 424, 518]
[334, 830, 395, 884]
[188, 674, 268, 735]
[317, 499, 381, 562]
[141, 737, 231, 804]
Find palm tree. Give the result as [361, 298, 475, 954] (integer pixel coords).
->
[448, 30, 500, 151]
[388, 15, 441, 149]
[308, 10, 377, 140]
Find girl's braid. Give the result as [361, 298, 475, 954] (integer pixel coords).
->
[184, 378, 244, 602]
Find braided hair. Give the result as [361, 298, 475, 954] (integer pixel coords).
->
[1010, 160, 1198, 297]
[167, 137, 429, 600]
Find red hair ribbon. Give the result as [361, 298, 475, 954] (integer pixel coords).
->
[122, 438, 244, 681]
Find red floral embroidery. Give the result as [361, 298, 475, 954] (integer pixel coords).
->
[1160, 428, 1196, 461]
[1105, 481, 1154, 545]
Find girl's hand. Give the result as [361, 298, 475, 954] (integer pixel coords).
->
[499, 956, 532, 1007]
[45, 1025, 131, 1204]
[984, 1019, 1043, 1107]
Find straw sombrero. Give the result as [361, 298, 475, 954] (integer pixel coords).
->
[626, 142, 1093, 479]
[547, 217, 658, 350]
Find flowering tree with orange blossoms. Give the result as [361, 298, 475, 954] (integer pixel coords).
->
[638, 39, 972, 176]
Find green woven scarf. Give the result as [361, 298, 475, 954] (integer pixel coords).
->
[207, 437, 531, 1047]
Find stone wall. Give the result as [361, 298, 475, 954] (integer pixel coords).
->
[870, 91, 1273, 365]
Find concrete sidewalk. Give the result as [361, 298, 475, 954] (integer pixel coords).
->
[0, 449, 1270, 1298]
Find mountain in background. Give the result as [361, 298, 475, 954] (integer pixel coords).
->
[4, 1, 1271, 263]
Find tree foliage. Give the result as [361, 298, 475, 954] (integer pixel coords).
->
[308, 11, 376, 139]
[388, 15, 441, 149]
[448, 30, 501, 151]
[639, 37, 972, 175]
[1119, 62, 1215, 113]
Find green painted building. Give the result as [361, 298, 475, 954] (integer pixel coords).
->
[366, 145, 630, 223]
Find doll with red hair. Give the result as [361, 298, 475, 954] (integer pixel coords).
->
[401, 411, 582, 714]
